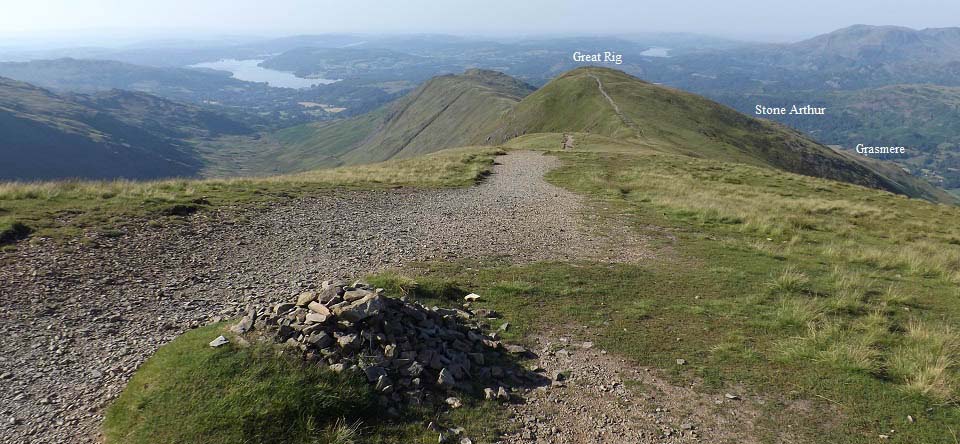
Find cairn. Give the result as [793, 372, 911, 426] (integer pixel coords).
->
[225, 280, 540, 407]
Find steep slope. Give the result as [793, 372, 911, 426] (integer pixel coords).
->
[254, 69, 534, 171]
[489, 67, 954, 204]
[0, 77, 251, 181]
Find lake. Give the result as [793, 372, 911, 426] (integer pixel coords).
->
[640, 47, 671, 57]
[189, 59, 337, 89]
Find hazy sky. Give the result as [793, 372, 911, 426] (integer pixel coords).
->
[2, 0, 958, 43]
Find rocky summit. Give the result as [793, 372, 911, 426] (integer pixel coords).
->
[226, 279, 547, 409]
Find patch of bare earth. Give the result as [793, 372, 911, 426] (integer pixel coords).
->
[498, 335, 790, 444]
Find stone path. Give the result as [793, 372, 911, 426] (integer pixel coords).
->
[0, 151, 648, 443]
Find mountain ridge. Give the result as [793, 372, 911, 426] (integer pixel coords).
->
[269, 66, 953, 203]
[245, 69, 534, 172]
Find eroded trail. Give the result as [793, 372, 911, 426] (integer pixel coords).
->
[588, 73, 643, 138]
[0, 151, 650, 443]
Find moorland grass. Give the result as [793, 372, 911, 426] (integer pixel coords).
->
[103, 322, 507, 444]
[102, 323, 374, 444]
[0, 147, 500, 245]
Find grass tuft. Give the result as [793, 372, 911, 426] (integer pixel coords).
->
[889, 320, 960, 401]
[766, 267, 810, 296]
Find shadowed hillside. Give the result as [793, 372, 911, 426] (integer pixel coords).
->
[0, 77, 251, 180]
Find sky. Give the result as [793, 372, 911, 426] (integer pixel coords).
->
[1, 0, 958, 45]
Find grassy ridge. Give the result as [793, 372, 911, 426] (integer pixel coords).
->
[244, 70, 532, 175]
[490, 67, 955, 204]
[0, 147, 500, 244]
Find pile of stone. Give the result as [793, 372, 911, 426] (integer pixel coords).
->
[223, 280, 541, 407]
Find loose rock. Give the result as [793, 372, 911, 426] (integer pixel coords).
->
[236, 280, 540, 406]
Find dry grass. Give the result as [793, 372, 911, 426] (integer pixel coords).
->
[766, 267, 810, 296]
[562, 150, 960, 404]
[0, 147, 501, 202]
[890, 320, 960, 401]
[0, 147, 502, 243]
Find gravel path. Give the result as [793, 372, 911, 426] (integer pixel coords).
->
[500, 335, 791, 444]
[0, 151, 648, 444]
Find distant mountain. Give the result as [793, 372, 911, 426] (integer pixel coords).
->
[787, 25, 960, 65]
[0, 77, 251, 180]
[260, 47, 433, 80]
[641, 25, 960, 92]
[259, 67, 952, 203]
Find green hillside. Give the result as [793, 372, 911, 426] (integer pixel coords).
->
[255, 66, 951, 203]
[709, 84, 960, 189]
[0, 77, 243, 180]
[488, 67, 955, 203]
[250, 69, 533, 172]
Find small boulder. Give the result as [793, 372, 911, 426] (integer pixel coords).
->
[296, 292, 317, 307]
[437, 368, 456, 388]
[229, 315, 254, 334]
[336, 295, 385, 323]
[305, 313, 329, 324]
[274, 303, 296, 315]
[343, 288, 372, 302]
[209, 336, 229, 348]
[337, 333, 361, 350]
[307, 301, 331, 315]
[305, 331, 334, 348]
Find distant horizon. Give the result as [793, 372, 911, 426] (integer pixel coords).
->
[2, 0, 958, 49]
[0, 22, 956, 52]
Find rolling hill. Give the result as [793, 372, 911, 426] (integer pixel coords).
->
[493, 68, 956, 203]
[267, 66, 954, 204]
[0, 77, 251, 180]
[0, 58, 390, 125]
[242, 69, 535, 172]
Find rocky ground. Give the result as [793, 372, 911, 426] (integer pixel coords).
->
[500, 334, 781, 444]
[0, 150, 756, 444]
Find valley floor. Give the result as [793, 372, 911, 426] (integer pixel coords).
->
[0, 151, 658, 443]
